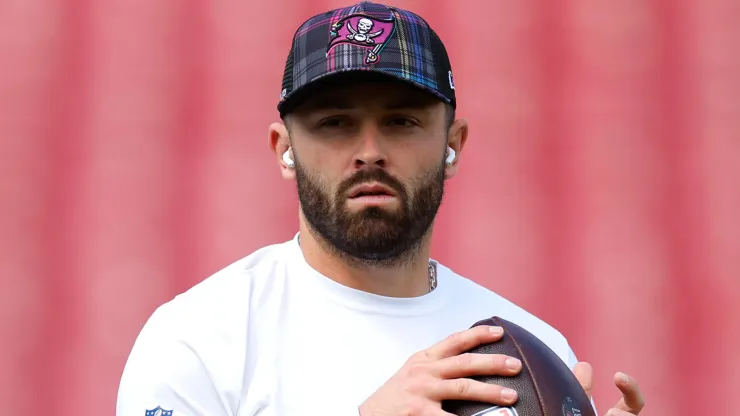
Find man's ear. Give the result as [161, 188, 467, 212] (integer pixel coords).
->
[444, 118, 469, 179]
[268, 121, 296, 181]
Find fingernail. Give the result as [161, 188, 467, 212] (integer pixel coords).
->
[489, 326, 503, 335]
[617, 372, 629, 383]
[501, 388, 517, 401]
[506, 357, 521, 370]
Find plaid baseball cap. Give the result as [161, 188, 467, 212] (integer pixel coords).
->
[277, 1, 456, 116]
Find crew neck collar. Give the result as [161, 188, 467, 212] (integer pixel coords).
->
[287, 233, 453, 317]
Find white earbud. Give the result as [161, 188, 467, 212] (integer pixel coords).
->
[282, 149, 295, 168]
[445, 146, 456, 165]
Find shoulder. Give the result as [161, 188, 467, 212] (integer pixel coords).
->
[137, 237, 298, 349]
[436, 262, 575, 364]
[131, 238, 294, 364]
[153, 239, 294, 326]
[117, 239, 295, 415]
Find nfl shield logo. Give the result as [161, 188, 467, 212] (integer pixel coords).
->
[145, 406, 173, 416]
[472, 406, 519, 416]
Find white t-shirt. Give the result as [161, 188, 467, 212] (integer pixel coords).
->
[116, 234, 586, 416]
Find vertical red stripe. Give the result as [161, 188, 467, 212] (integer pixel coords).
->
[655, 0, 708, 413]
[168, 0, 212, 293]
[39, 0, 93, 410]
[529, 0, 579, 337]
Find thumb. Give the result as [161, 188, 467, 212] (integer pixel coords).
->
[573, 361, 594, 400]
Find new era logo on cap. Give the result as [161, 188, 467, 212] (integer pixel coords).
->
[277, 1, 456, 116]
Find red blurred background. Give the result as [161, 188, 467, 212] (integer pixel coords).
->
[1, 0, 738, 414]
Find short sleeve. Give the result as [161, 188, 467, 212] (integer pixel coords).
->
[116, 306, 231, 416]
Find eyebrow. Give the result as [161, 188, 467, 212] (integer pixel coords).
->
[304, 99, 355, 111]
[386, 96, 438, 110]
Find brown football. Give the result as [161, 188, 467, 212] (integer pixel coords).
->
[441, 316, 595, 416]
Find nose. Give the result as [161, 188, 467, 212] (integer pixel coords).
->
[353, 125, 387, 169]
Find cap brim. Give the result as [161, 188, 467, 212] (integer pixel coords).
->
[277, 69, 453, 117]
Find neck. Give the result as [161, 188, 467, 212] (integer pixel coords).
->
[296, 214, 434, 298]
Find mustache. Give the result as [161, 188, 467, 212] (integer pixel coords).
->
[337, 168, 406, 199]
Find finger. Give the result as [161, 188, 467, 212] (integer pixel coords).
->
[613, 372, 645, 414]
[424, 326, 504, 360]
[434, 353, 522, 379]
[605, 409, 634, 416]
[434, 378, 519, 406]
[572, 362, 594, 400]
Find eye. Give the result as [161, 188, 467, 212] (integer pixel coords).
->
[388, 117, 418, 127]
[318, 116, 350, 128]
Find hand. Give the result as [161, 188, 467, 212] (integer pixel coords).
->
[573, 362, 645, 416]
[359, 325, 522, 416]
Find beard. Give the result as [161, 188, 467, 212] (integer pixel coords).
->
[295, 156, 446, 268]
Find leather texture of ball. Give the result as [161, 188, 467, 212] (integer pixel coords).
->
[441, 316, 595, 416]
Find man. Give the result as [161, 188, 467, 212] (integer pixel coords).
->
[117, 2, 645, 415]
